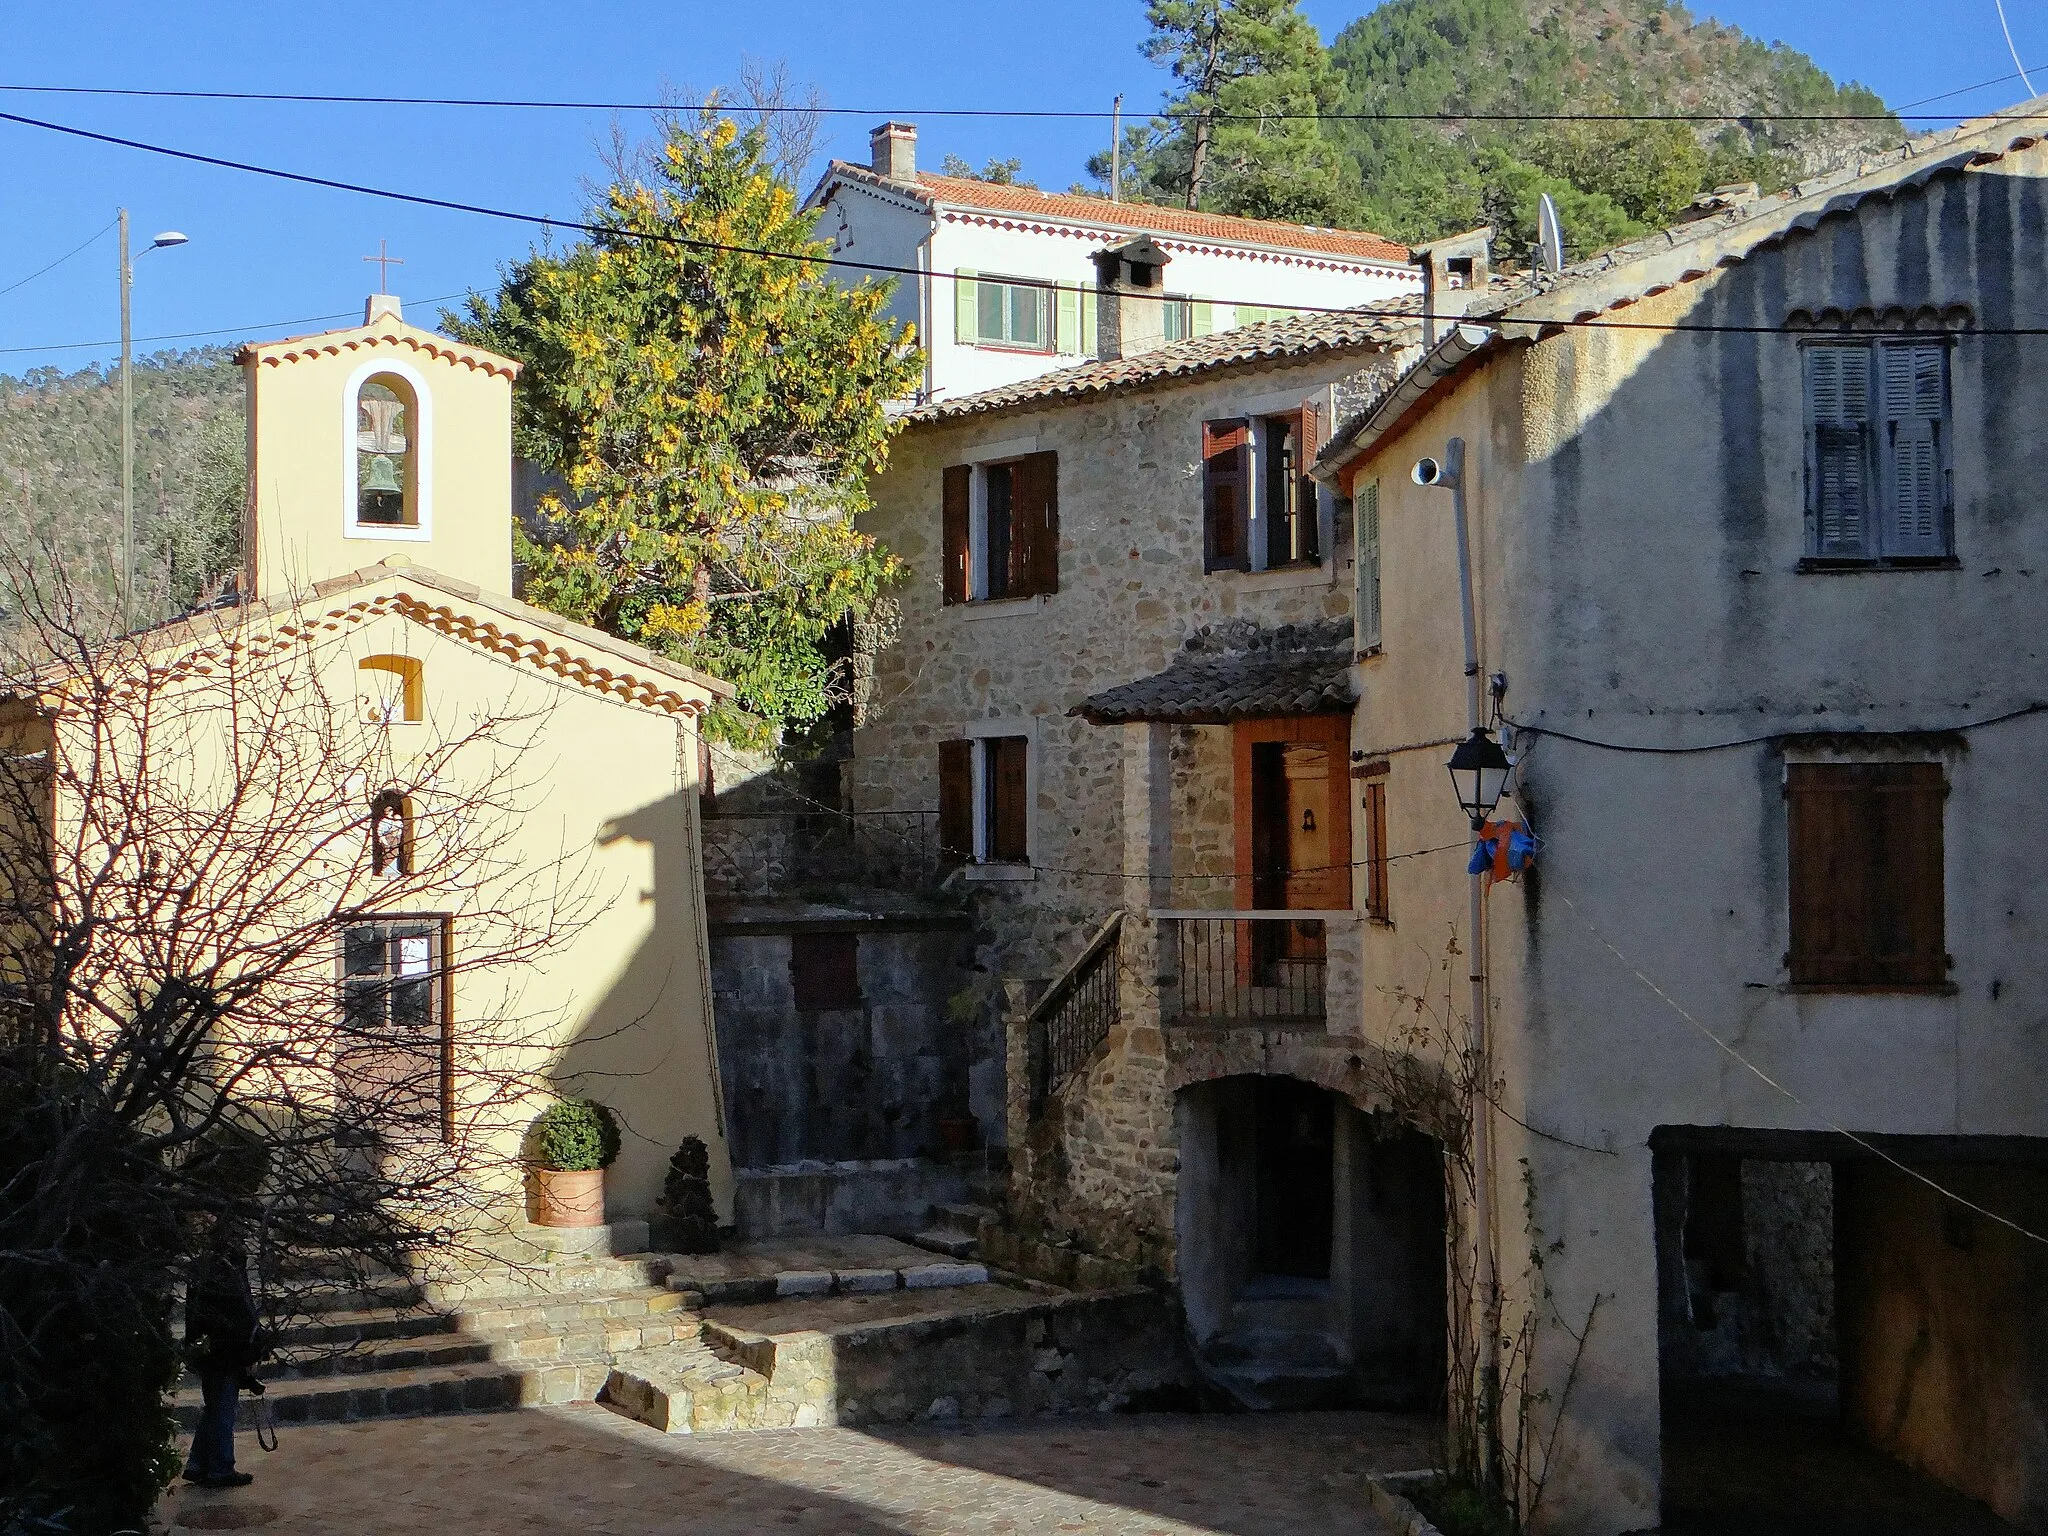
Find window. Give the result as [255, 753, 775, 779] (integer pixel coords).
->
[789, 932, 861, 1010]
[339, 917, 447, 1140]
[1356, 479, 1382, 655]
[1803, 339, 1952, 562]
[938, 735, 1030, 865]
[359, 655, 424, 725]
[1161, 297, 1212, 343]
[954, 272, 1054, 352]
[1203, 404, 1322, 573]
[1233, 717, 1352, 912]
[1786, 761, 1946, 987]
[941, 452, 1059, 603]
[1359, 759, 1390, 921]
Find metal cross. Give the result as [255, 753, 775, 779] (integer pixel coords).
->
[363, 239, 405, 292]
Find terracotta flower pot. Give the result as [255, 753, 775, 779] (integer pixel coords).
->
[527, 1166, 605, 1228]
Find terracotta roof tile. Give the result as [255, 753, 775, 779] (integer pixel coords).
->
[903, 302, 1420, 425]
[822, 161, 1409, 265]
[1075, 621, 1355, 724]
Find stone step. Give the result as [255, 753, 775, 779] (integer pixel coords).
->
[419, 1253, 673, 1307]
[173, 1352, 617, 1431]
[243, 1309, 705, 1384]
[908, 1230, 978, 1260]
[1202, 1361, 1355, 1413]
[1203, 1327, 1350, 1372]
[277, 1281, 690, 1350]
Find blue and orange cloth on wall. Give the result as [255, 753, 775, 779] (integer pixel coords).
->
[1469, 820, 1537, 881]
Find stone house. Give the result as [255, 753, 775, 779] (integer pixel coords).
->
[1315, 105, 2048, 1533]
[806, 121, 1416, 401]
[841, 227, 1449, 1408]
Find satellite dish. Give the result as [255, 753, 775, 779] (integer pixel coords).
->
[1537, 193, 1566, 274]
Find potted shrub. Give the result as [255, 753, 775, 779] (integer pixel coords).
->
[525, 1098, 621, 1228]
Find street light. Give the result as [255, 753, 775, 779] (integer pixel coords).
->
[1446, 726, 1513, 829]
[119, 211, 191, 633]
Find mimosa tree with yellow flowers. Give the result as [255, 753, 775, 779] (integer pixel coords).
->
[450, 113, 921, 740]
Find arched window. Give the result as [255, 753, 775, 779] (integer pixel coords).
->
[353, 372, 420, 528]
[368, 789, 415, 878]
[359, 655, 424, 725]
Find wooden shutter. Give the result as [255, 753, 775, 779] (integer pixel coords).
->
[1362, 775, 1390, 921]
[1806, 345, 1874, 558]
[1357, 478, 1382, 654]
[987, 737, 1030, 863]
[1880, 341, 1949, 557]
[1079, 288, 1099, 359]
[954, 271, 979, 344]
[1011, 451, 1060, 597]
[1191, 300, 1215, 337]
[1787, 762, 1945, 987]
[1294, 400, 1322, 563]
[789, 932, 860, 1011]
[941, 464, 971, 605]
[1203, 418, 1251, 572]
[938, 740, 973, 863]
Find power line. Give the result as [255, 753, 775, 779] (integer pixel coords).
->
[1507, 700, 2048, 756]
[0, 217, 116, 301]
[0, 78, 2016, 124]
[0, 290, 472, 358]
[11, 104, 2048, 350]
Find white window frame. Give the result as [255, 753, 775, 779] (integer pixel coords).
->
[342, 356, 435, 544]
[962, 435, 1040, 604]
[961, 717, 1037, 879]
[972, 275, 1055, 353]
[1224, 386, 1335, 579]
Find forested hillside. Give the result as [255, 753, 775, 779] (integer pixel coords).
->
[0, 349, 243, 619]
[1327, 0, 1903, 252]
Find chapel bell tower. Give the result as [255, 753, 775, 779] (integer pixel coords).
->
[237, 293, 521, 601]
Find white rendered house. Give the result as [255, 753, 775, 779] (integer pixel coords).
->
[805, 122, 1419, 401]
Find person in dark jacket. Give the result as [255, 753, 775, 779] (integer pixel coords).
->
[182, 1211, 264, 1487]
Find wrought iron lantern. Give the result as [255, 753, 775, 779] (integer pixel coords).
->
[1446, 727, 1512, 827]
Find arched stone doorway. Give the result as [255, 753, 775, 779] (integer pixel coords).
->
[1176, 1073, 1446, 1410]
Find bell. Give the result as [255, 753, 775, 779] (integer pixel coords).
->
[362, 454, 403, 495]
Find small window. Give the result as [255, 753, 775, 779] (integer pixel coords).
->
[790, 932, 861, 1010]
[956, 273, 1054, 352]
[1203, 404, 1322, 573]
[1786, 761, 1946, 987]
[1356, 479, 1382, 655]
[941, 452, 1059, 604]
[938, 735, 1030, 865]
[360, 655, 424, 725]
[1802, 339, 1952, 563]
[1359, 762, 1390, 921]
[354, 373, 420, 528]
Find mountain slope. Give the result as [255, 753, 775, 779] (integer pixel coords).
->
[1328, 0, 1904, 251]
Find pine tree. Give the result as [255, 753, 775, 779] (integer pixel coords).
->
[1123, 0, 1356, 225]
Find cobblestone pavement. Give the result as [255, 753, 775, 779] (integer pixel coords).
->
[165, 1404, 1435, 1535]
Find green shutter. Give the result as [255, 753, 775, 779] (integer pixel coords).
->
[1357, 479, 1382, 655]
[1079, 288, 1099, 358]
[1056, 285, 1080, 354]
[1191, 300, 1214, 338]
[954, 270, 978, 344]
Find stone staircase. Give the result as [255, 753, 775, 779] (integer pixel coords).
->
[1196, 1284, 1356, 1412]
[174, 1254, 697, 1431]
[909, 1200, 998, 1260]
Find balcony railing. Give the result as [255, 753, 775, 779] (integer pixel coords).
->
[1157, 911, 1339, 1027]
[1028, 912, 1123, 1109]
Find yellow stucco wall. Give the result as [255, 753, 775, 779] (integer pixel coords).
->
[243, 315, 517, 600]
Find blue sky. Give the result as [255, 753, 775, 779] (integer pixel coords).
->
[0, 0, 2040, 376]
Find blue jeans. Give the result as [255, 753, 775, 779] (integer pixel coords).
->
[184, 1366, 239, 1479]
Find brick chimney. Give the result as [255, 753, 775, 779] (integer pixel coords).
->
[1092, 235, 1173, 361]
[870, 121, 917, 182]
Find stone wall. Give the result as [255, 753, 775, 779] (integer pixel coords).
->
[848, 349, 1396, 1270]
[709, 911, 986, 1167]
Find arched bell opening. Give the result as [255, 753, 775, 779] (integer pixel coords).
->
[351, 371, 422, 530]
[1175, 1073, 1446, 1411]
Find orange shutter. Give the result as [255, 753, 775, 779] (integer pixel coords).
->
[1202, 419, 1250, 572]
[1012, 451, 1060, 597]
[938, 740, 973, 862]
